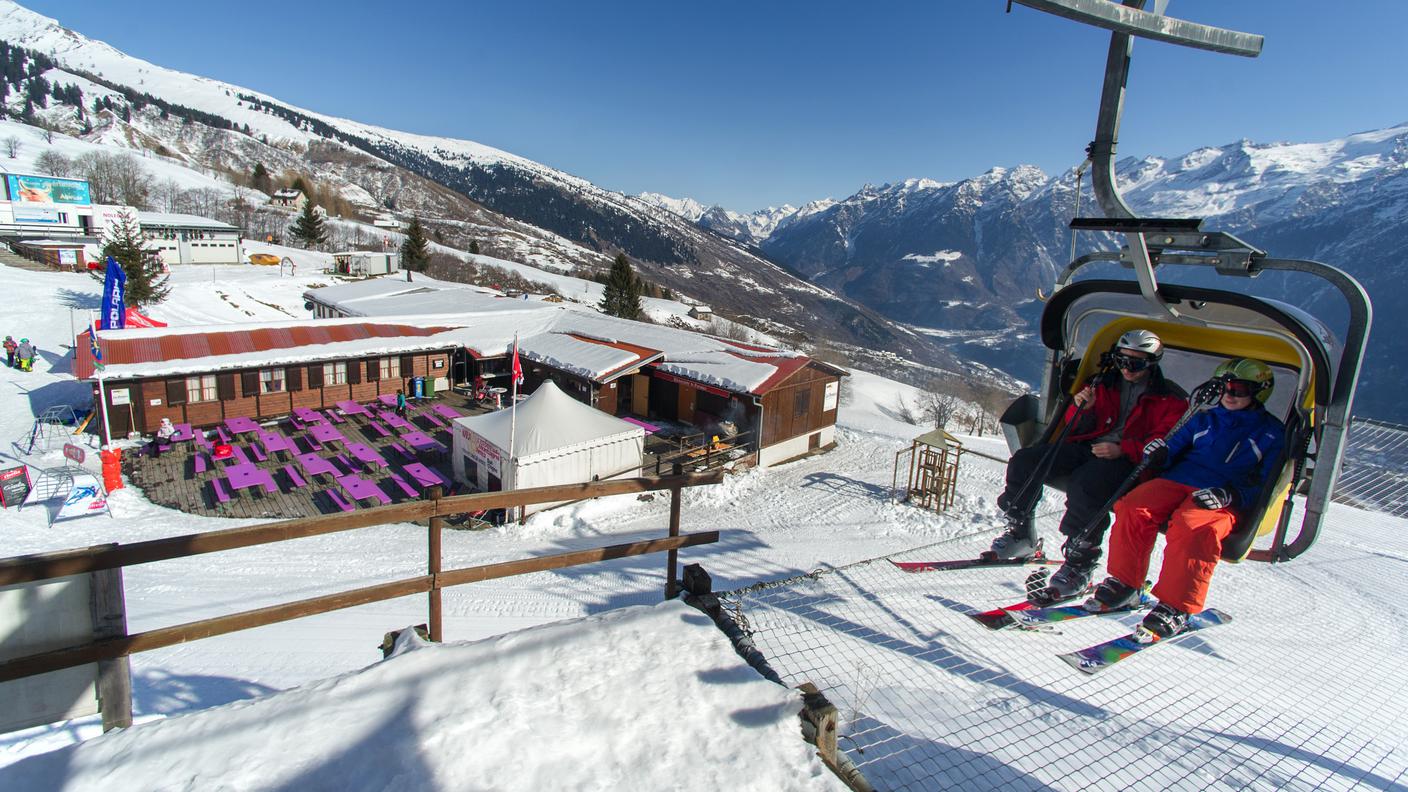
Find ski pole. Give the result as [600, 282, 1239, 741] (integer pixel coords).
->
[1004, 359, 1114, 514]
[1063, 378, 1227, 550]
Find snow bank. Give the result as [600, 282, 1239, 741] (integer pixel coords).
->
[4, 601, 845, 792]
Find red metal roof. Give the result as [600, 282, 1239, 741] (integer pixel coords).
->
[75, 322, 456, 380]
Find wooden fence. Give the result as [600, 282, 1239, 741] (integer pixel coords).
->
[0, 472, 723, 698]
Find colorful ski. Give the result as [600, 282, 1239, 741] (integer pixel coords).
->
[1006, 593, 1150, 631]
[968, 582, 1096, 630]
[1058, 608, 1233, 674]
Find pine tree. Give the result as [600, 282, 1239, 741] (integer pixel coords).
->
[599, 253, 643, 320]
[94, 210, 170, 307]
[468, 240, 481, 255]
[288, 200, 328, 249]
[400, 216, 431, 272]
[251, 162, 271, 194]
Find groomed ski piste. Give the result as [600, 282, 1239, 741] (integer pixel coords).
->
[1, 261, 1405, 790]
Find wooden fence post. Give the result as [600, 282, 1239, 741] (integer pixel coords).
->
[665, 463, 683, 599]
[90, 556, 132, 731]
[428, 485, 443, 643]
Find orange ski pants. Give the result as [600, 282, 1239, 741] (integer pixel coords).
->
[1106, 478, 1237, 614]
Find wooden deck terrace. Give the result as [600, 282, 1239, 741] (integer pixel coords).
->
[124, 393, 495, 521]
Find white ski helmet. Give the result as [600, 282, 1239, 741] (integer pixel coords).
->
[1115, 329, 1163, 361]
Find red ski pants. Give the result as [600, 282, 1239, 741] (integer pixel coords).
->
[1107, 478, 1237, 614]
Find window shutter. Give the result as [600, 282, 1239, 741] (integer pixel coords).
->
[348, 360, 362, 384]
[287, 366, 303, 392]
[400, 354, 415, 376]
[367, 358, 380, 381]
[217, 372, 235, 400]
[241, 371, 258, 397]
[307, 364, 323, 389]
[166, 379, 186, 406]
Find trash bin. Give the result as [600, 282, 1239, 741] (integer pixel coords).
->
[423, 376, 435, 397]
[412, 376, 425, 398]
[100, 447, 124, 492]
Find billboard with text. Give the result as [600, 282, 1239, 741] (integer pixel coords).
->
[5, 173, 92, 205]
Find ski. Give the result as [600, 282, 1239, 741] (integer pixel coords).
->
[1058, 608, 1233, 674]
[968, 582, 1096, 630]
[1007, 599, 1148, 631]
[893, 539, 1056, 574]
[890, 555, 1058, 574]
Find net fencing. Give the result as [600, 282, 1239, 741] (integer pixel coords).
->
[1333, 418, 1408, 518]
[719, 528, 1408, 791]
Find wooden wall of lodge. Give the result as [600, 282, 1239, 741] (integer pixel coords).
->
[760, 364, 840, 448]
[96, 350, 453, 435]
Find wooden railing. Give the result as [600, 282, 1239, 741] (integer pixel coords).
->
[0, 472, 723, 686]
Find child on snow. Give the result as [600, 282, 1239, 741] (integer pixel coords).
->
[1085, 358, 1285, 642]
[3, 335, 15, 368]
[15, 338, 35, 372]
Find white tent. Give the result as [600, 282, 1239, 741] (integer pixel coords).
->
[450, 380, 645, 513]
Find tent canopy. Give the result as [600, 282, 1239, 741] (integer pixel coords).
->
[452, 380, 643, 464]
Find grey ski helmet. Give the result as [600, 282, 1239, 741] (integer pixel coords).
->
[1115, 329, 1163, 361]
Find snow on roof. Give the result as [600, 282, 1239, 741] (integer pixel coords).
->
[272, 188, 302, 197]
[135, 211, 238, 231]
[453, 380, 643, 463]
[518, 332, 643, 380]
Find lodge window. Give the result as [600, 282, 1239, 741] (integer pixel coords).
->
[259, 368, 286, 394]
[380, 357, 401, 380]
[324, 361, 347, 385]
[186, 374, 217, 403]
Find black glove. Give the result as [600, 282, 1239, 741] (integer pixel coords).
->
[1192, 487, 1234, 510]
[1142, 438, 1168, 468]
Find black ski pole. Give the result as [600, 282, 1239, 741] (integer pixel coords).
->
[1003, 360, 1114, 516]
[1063, 378, 1227, 551]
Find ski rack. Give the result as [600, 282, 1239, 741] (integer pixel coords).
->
[1006, 1, 1373, 562]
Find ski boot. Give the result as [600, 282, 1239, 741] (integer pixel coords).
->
[1028, 538, 1100, 606]
[1134, 603, 1189, 644]
[981, 514, 1037, 561]
[1083, 576, 1140, 613]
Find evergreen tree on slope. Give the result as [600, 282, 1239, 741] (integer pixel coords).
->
[288, 199, 328, 250]
[599, 253, 643, 320]
[93, 209, 170, 306]
[400, 216, 431, 272]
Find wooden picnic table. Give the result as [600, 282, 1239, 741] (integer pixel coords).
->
[402, 431, 444, 452]
[224, 416, 260, 435]
[225, 465, 277, 495]
[293, 407, 326, 425]
[337, 474, 390, 506]
[308, 423, 345, 446]
[256, 429, 293, 455]
[431, 404, 463, 420]
[346, 442, 388, 469]
[402, 461, 451, 489]
[295, 452, 337, 478]
[335, 399, 372, 417]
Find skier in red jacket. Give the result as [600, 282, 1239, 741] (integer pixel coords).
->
[988, 329, 1188, 598]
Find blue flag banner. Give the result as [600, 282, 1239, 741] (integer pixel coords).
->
[100, 256, 127, 330]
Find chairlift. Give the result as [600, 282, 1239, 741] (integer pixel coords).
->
[997, 1, 1372, 563]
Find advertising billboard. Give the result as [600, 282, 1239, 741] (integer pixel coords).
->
[5, 174, 92, 205]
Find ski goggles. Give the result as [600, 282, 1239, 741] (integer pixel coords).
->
[1222, 379, 1268, 398]
[1112, 352, 1154, 372]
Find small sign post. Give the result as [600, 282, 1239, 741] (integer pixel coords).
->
[0, 466, 31, 508]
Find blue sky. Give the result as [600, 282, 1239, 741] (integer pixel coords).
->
[19, 1, 1408, 212]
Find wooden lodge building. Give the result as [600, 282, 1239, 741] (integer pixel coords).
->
[79, 277, 845, 467]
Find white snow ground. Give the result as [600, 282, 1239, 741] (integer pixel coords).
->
[0, 261, 1404, 790]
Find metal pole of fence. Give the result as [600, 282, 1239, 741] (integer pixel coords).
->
[665, 462, 683, 599]
[428, 486, 443, 642]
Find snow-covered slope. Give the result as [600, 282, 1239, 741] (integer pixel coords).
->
[0, 261, 1403, 790]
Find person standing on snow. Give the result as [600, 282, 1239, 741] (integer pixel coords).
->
[15, 338, 35, 372]
[1086, 358, 1285, 641]
[987, 329, 1188, 599]
[2, 335, 15, 368]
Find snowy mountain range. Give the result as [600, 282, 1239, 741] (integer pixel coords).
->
[0, 1, 982, 390]
[0, 0, 1401, 419]
[653, 130, 1408, 422]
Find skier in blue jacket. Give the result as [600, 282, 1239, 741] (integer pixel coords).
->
[1087, 358, 1286, 641]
